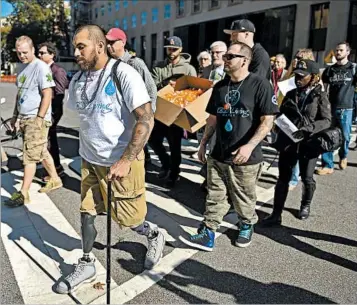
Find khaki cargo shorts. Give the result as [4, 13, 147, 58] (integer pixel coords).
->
[80, 151, 147, 228]
[20, 117, 52, 165]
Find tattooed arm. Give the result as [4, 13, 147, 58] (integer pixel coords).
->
[198, 114, 217, 163]
[247, 115, 275, 148]
[232, 115, 275, 165]
[108, 102, 154, 179]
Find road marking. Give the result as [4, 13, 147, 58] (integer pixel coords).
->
[1, 170, 118, 304]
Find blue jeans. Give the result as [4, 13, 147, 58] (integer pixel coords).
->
[289, 162, 300, 186]
[322, 108, 353, 168]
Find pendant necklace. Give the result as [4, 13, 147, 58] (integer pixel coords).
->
[79, 58, 111, 109]
[224, 77, 246, 132]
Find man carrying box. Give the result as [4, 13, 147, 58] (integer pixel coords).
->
[149, 36, 197, 188]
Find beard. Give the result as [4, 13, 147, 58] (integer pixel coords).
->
[335, 54, 346, 61]
[77, 50, 98, 71]
[168, 52, 180, 62]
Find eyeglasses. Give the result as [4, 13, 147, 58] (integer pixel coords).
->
[38, 51, 48, 56]
[222, 53, 245, 61]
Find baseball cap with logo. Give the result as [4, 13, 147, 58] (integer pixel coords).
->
[293, 59, 320, 76]
[106, 28, 127, 44]
[224, 19, 256, 34]
[164, 36, 182, 48]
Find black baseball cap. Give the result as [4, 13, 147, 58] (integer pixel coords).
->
[224, 19, 256, 34]
[293, 59, 320, 76]
[164, 36, 182, 48]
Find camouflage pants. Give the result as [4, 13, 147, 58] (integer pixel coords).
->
[203, 156, 262, 231]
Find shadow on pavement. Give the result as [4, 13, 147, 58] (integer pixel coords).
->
[57, 136, 79, 159]
[255, 210, 357, 273]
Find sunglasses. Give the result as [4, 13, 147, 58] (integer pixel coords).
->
[222, 53, 245, 61]
[38, 51, 48, 56]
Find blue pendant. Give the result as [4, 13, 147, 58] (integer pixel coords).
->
[105, 79, 116, 96]
[225, 119, 233, 132]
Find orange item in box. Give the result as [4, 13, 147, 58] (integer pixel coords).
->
[163, 88, 204, 108]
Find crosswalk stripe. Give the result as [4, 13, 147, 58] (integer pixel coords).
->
[1, 171, 118, 304]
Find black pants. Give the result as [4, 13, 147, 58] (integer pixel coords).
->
[273, 146, 318, 215]
[48, 96, 64, 168]
[148, 120, 183, 178]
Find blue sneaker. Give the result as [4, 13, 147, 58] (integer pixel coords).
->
[235, 223, 253, 248]
[184, 226, 215, 252]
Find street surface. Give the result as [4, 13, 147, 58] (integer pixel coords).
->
[1, 83, 356, 304]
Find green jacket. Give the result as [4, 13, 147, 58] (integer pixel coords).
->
[152, 53, 197, 89]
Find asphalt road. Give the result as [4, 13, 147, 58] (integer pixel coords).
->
[1, 83, 356, 304]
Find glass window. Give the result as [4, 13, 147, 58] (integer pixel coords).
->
[101, 5, 105, 16]
[132, 14, 137, 28]
[115, 19, 120, 28]
[164, 4, 171, 19]
[131, 37, 136, 52]
[123, 17, 128, 30]
[192, 0, 201, 13]
[311, 3, 329, 29]
[95, 7, 98, 18]
[151, 33, 157, 64]
[210, 0, 220, 9]
[132, 0, 138, 5]
[141, 11, 147, 25]
[115, 0, 120, 11]
[152, 7, 158, 23]
[176, 0, 184, 17]
[108, 22, 112, 29]
[108, 2, 112, 14]
[123, 0, 128, 8]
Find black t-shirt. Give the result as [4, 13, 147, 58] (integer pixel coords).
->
[322, 62, 357, 109]
[250, 43, 271, 81]
[206, 73, 279, 165]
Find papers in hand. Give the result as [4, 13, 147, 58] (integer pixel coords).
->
[275, 114, 303, 143]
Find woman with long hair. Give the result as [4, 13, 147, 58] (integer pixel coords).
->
[262, 59, 331, 225]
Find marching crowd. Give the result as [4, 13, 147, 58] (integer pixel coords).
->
[3, 18, 357, 293]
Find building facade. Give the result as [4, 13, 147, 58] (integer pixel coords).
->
[70, 0, 357, 69]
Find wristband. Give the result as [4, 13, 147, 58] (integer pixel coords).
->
[37, 115, 44, 119]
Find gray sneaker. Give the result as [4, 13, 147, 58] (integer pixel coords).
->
[144, 230, 165, 269]
[55, 258, 96, 294]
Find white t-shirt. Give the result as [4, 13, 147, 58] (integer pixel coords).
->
[16, 58, 55, 121]
[67, 59, 150, 166]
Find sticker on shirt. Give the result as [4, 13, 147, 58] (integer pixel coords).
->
[105, 79, 116, 96]
[217, 89, 250, 118]
[46, 73, 53, 82]
[18, 75, 27, 84]
[225, 119, 233, 132]
[272, 95, 278, 105]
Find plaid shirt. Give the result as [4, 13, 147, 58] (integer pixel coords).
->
[121, 51, 157, 112]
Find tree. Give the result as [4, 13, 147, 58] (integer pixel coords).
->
[5, 0, 70, 61]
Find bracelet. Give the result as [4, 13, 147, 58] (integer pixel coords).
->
[37, 115, 44, 119]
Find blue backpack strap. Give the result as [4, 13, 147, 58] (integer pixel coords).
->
[111, 59, 123, 97]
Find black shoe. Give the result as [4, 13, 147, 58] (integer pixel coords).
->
[164, 175, 180, 188]
[260, 213, 282, 227]
[298, 205, 310, 220]
[158, 168, 170, 180]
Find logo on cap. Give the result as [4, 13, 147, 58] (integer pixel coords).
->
[297, 61, 307, 70]
[170, 39, 175, 45]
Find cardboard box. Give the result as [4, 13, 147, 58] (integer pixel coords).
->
[155, 76, 213, 133]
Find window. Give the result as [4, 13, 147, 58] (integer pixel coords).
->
[228, 0, 242, 4]
[115, 19, 120, 28]
[108, 2, 112, 14]
[151, 33, 157, 64]
[94, 7, 98, 18]
[192, 0, 201, 13]
[164, 4, 171, 19]
[210, 0, 220, 9]
[152, 7, 158, 23]
[176, 0, 184, 17]
[108, 22, 112, 29]
[131, 37, 136, 52]
[141, 35, 146, 59]
[123, 17, 128, 30]
[311, 3, 329, 29]
[141, 11, 147, 25]
[132, 0, 138, 5]
[123, 0, 128, 8]
[101, 5, 105, 16]
[132, 14, 137, 28]
[115, 0, 120, 11]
